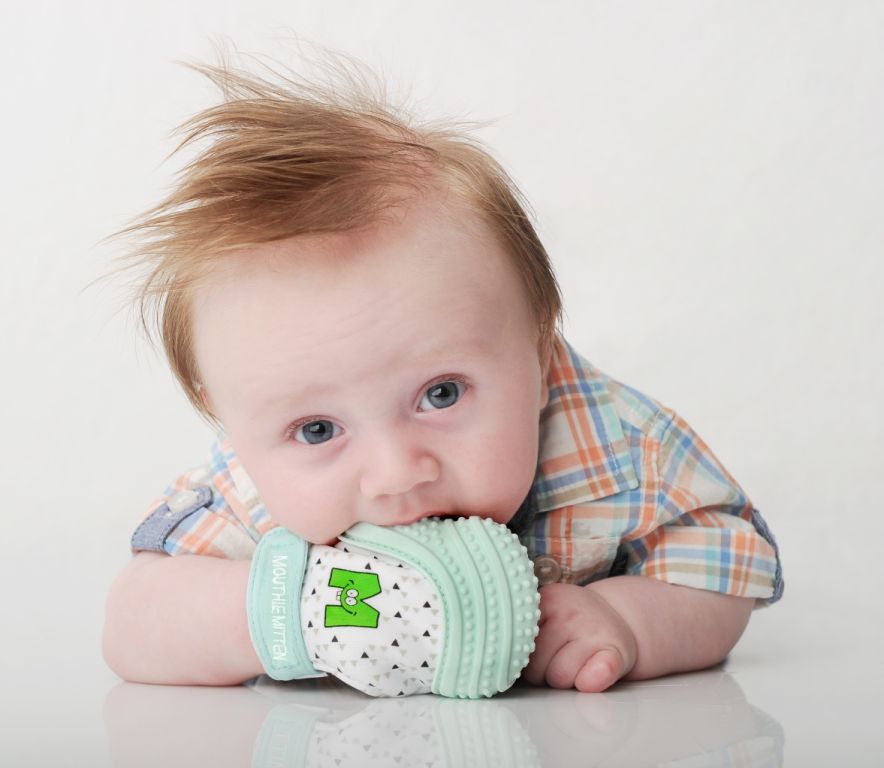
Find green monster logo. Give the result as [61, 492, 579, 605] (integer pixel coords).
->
[325, 568, 382, 628]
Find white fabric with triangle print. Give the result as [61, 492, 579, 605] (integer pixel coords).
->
[299, 540, 442, 697]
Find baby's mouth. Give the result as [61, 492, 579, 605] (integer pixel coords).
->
[333, 513, 465, 544]
[395, 511, 463, 527]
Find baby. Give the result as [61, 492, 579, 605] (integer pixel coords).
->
[102, 54, 783, 695]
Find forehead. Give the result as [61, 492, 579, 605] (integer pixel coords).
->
[191, 195, 534, 402]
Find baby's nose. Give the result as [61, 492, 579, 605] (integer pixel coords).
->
[359, 435, 440, 499]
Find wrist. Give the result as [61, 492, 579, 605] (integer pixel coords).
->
[586, 575, 754, 680]
[232, 559, 266, 681]
[582, 580, 640, 675]
[246, 528, 323, 681]
[586, 575, 670, 679]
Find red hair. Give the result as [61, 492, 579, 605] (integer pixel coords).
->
[107, 46, 562, 423]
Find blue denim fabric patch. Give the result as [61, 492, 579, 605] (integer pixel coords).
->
[751, 507, 784, 603]
[130, 485, 214, 553]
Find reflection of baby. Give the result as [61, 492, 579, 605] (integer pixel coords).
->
[247, 518, 540, 697]
[102, 671, 784, 768]
[269, 695, 541, 768]
[103, 49, 783, 694]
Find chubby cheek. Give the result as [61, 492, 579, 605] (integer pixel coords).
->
[241, 457, 352, 544]
[461, 423, 540, 525]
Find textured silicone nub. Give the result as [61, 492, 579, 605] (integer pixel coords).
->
[340, 517, 541, 699]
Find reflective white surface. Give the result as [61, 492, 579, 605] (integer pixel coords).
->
[2, 574, 880, 767]
[103, 672, 784, 768]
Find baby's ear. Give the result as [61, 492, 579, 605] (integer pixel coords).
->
[538, 344, 553, 411]
[196, 384, 215, 415]
[541, 343, 553, 380]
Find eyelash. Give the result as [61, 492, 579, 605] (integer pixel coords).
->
[284, 374, 470, 443]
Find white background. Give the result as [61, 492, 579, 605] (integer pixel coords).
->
[1, 2, 882, 765]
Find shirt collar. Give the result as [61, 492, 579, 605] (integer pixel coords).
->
[530, 334, 639, 514]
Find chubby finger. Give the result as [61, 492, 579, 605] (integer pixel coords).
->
[543, 638, 597, 689]
[522, 621, 571, 686]
[522, 583, 580, 685]
[573, 647, 627, 693]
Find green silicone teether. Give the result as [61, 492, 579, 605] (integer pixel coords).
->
[340, 516, 541, 698]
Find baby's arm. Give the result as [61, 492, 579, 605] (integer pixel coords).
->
[105, 517, 540, 696]
[103, 552, 263, 685]
[522, 576, 754, 693]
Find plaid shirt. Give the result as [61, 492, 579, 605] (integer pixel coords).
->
[132, 334, 783, 605]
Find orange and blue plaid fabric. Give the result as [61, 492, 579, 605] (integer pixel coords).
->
[519, 336, 782, 605]
[133, 334, 783, 605]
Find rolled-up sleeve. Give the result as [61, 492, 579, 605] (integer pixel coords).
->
[130, 433, 274, 560]
[616, 410, 784, 606]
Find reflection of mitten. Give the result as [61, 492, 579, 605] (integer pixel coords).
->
[249, 692, 542, 768]
[247, 517, 540, 698]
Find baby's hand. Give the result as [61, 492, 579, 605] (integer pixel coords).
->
[522, 582, 637, 693]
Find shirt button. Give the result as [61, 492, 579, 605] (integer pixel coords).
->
[533, 555, 562, 585]
[168, 490, 199, 515]
[189, 467, 211, 484]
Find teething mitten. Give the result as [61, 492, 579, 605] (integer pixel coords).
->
[247, 517, 540, 698]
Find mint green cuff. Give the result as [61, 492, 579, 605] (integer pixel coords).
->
[247, 527, 322, 681]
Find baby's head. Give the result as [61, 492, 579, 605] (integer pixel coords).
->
[117, 55, 562, 544]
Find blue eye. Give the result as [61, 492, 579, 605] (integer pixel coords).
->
[420, 379, 465, 411]
[293, 419, 340, 445]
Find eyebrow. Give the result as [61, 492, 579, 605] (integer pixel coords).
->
[254, 339, 492, 414]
